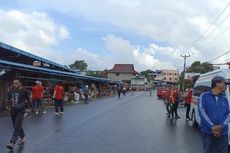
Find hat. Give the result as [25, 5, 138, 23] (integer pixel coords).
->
[35, 80, 42, 85]
[86, 85, 88, 88]
[211, 76, 230, 85]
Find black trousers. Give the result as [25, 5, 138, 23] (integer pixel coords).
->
[84, 94, 88, 103]
[171, 101, 179, 117]
[55, 99, 64, 113]
[185, 103, 191, 118]
[10, 108, 25, 144]
[166, 102, 171, 114]
[118, 92, 121, 98]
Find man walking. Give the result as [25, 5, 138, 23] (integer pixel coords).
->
[53, 81, 64, 115]
[83, 85, 90, 104]
[199, 76, 230, 153]
[6, 78, 31, 151]
[184, 87, 192, 120]
[32, 81, 46, 114]
[170, 86, 180, 119]
[166, 86, 172, 117]
[117, 86, 121, 98]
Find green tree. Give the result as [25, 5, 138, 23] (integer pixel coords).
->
[187, 61, 213, 74]
[140, 69, 152, 83]
[69, 60, 88, 71]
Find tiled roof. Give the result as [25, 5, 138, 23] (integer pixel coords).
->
[107, 64, 139, 74]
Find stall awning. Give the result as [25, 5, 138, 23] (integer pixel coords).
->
[0, 59, 112, 82]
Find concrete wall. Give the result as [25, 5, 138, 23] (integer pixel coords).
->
[131, 78, 146, 85]
[107, 73, 135, 81]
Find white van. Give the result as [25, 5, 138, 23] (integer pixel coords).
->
[191, 68, 230, 145]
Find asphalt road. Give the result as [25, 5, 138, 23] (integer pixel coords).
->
[0, 91, 203, 153]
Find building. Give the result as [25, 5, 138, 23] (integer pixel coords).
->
[160, 69, 179, 83]
[0, 42, 118, 114]
[131, 75, 147, 90]
[106, 64, 139, 84]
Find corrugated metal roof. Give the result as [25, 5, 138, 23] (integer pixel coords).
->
[0, 59, 112, 82]
[0, 42, 77, 73]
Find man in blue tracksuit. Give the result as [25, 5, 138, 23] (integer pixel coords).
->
[199, 76, 230, 153]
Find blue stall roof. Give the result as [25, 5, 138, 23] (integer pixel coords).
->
[0, 59, 112, 82]
[0, 42, 77, 73]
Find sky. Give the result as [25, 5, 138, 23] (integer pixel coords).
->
[0, 0, 230, 72]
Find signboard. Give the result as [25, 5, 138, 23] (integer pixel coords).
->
[33, 61, 41, 67]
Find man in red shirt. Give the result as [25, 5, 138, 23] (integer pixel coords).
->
[170, 86, 180, 119]
[32, 81, 45, 114]
[53, 81, 64, 115]
[166, 87, 172, 117]
[184, 87, 192, 120]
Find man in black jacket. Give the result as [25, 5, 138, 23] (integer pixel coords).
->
[6, 78, 31, 151]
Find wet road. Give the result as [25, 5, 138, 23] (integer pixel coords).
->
[0, 91, 203, 153]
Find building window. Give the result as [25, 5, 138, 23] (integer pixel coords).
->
[116, 73, 119, 76]
[175, 73, 177, 76]
[169, 78, 172, 81]
[169, 73, 171, 75]
[164, 73, 166, 75]
[164, 77, 166, 80]
[175, 78, 177, 81]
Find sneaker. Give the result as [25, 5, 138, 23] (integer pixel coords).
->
[42, 110, 46, 114]
[60, 112, 64, 115]
[186, 117, 192, 121]
[6, 143, 14, 150]
[35, 111, 38, 115]
[18, 138, 25, 145]
[24, 112, 28, 118]
[55, 112, 59, 115]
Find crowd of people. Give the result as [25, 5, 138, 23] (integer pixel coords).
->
[161, 76, 230, 153]
[22, 81, 97, 117]
[5, 78, 117, 151]
[5, 76, 230, 153]
[162, 85, 192, 120]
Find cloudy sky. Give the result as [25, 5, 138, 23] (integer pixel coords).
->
[0, 0, 230, 71]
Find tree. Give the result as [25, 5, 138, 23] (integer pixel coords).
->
[140, 69, 153, 83]
[69, 60, 88, 71]
[187, 61, 213, 74]
[181, 61, 213, 89]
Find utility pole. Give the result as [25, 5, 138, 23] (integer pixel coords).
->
[180, 54, 190, 93]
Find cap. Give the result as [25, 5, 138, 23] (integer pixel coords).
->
[211, 76, 230, 85]
[35, 80, 42, 85]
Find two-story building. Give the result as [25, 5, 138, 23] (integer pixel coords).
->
[161, 69, 179, 83]
[106, 64, 139, 84]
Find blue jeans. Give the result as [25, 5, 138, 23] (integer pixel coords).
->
[202, 133, 228, 153]
[33, 99, 42, 110]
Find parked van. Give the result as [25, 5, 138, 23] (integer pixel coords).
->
[191, 68, 230, 144]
